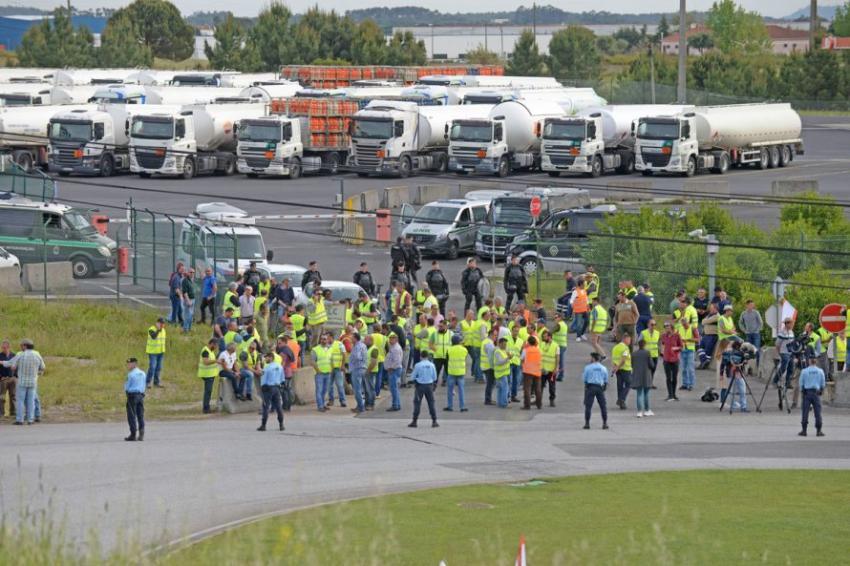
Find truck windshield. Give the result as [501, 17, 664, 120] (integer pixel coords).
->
[131, 117, 173, 140]
[49, 121, 92, 141]
[413, 206, 457, 224]
[637, 120, 679, 140]
[450, 122, 492, 142]
[210, 233, 265, 260]
[238, 122, 281, 143]
[0, 94, 35, 106]
[491, 200, 533, 226]
[543, 121, 586, 140]
[353, 119, 392, 139]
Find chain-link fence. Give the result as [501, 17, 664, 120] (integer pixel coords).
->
[0, 158, 56, 201]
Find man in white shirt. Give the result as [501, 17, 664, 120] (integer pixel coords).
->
[218, 342, 240, 398]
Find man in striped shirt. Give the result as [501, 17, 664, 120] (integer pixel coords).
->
[1, 339, 45, 425]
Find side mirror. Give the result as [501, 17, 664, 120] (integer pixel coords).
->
[266, 250, 274, 262]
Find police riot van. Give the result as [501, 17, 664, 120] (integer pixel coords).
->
[0, 193, 116, 278]
[178, 202, 272, 279]
[399, 198, 490, 259]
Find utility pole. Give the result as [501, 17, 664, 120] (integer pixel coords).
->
[484, 22, 488, 52]
[532, 3, 537, 37]
[648, 42, 656, 104]
[810, 0, 818, 51]
[677, 0, 687, 103]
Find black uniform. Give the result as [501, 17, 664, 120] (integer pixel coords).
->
[461, 266, 484, 313]
[353, 270, 376, 297]
[426, 268, 450, 315]
[391, 270, 413, 295]
[402, 241, 421, 283]
[390, 240, 407, 272]
[300, 270, 322, 291]
[503, 263, 528, 311]
[243, 267, 261, 295]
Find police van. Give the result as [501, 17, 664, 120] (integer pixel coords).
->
[0, 193, 116, 278]
[399, 198, 491, 259]
[178, 202, 272, 279]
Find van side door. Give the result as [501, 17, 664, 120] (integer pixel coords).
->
[454, 207, 473, 248]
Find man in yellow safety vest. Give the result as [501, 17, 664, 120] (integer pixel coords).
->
[145, 317, 167, 388]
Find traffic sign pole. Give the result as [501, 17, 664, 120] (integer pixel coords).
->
[530, 196, 542, 300]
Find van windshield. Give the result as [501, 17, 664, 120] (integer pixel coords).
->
[210, 233, 265, 260]
[492, 200, 533, 226]
[49, 121, 92, 141]
[413, 206, 457, 224]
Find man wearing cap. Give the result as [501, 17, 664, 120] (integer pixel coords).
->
[582, 352, 609, 429]
[124, 358, 146, 441]
[258, 352, 285, 431]
[2, 339, 45, 425]
[798, 356, 825, 437]
[461, 258, 484, 313]
[145, 318, 167, 388]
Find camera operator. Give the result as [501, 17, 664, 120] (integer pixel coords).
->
[798, 356, 826, 437]
[724, 340, 753, 412]
[774, 318, 796, 388]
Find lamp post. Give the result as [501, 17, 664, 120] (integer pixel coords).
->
[689, 229, 718, 293]
[677, 0, 687, 103]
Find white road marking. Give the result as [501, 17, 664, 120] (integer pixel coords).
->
[99, 285, 160, 307]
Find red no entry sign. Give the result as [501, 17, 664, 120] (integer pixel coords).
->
[530, 196, 542, 219]
[819, 303, 847, 334]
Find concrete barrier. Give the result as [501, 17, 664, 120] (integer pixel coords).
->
[219, 375, 262, 414]
[830, 374, 850, 408]
[772, 180, 818, 196]
[382, 186, 410, 208]
[22, 262, 74, 292]
[344, 195, 362, 213]
[414, 184, 450, 205]
[291, 366, 316, 406]
[683, 180, 730, 198]
[360, 190, 381, 212]
[604, 180, 653, 201]
[0, 266, 23, 293]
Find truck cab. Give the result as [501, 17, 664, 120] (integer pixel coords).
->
[506, 205, 616, 275]
[48, 107, 129, 176]
[0, 194, 116, 278]
[350, 103, 415, 176]
[178, 202, 272, 280]
[236, 116, 304, 178]
[448, 118, 508, 175]
[399, 199, 490, 259]
[540, 115, 608, 177]
[129, 109, 195, 177]
[634, 114, 698, 176]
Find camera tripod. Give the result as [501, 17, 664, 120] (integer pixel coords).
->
[756, 358, 800, 414]
[719, 361, 760, 413]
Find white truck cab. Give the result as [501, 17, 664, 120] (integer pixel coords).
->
[236, 116, 305, 178]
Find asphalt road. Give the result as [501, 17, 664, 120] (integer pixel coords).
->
[55, 115, 850, 307]
[3, 340, 849, 554]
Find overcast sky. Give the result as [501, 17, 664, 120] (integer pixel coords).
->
[16, 0, 828, 19]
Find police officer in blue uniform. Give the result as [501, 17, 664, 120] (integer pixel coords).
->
[582, 352, 609, 430]
[798, 356, 826, 437]
[124, 357, 147, 442]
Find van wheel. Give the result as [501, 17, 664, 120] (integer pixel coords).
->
[641, 170, 653, 176]
[288, 157, 302, 180]
[521, 257, 539, 277]
[71, 257, 94, 279]
[182, 158, 195, 180]
[446, 240, 459, 260]
[100, 154, 114, 177]
[496, 157, 509, 178]
[356, 172, 369, 178]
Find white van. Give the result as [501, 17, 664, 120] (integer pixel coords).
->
[400, 198, 490, 259]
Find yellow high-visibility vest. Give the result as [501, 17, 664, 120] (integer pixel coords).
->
[313, 345, 332, 373]
[641, 329, 660, 357]
[431, 331, 451, 359]
[461, 320, 483, 348]
[591, 305, 608, 333]
[447, 344, 468, 377]
[308, 298, 328, 325]
[146, 326, 166, 355]
[552, 321, 568, 347]
[540, 341, 558, 372]
[493, 348, 511, 378]
[330, 340, 345, 369]
[197, 346, 218, 378]
[480, 338, 494, 370]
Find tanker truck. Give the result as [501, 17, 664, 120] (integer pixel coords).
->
[634, 103, 804, 177]
[129, 102, 267, 179]
[541, 104, 693, 177]
[0, 104, 91, 171]
[236, 97, 357, 178]
[349, 100, 493, 177]
[447, 99, 567, 177]
[47, 105, 180, 176]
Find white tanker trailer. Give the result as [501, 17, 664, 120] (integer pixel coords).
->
[634, 103, 804, 176]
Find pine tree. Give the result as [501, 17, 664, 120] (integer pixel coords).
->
[507, 29, 544, 75]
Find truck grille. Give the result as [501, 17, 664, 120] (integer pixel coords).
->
[480, 234, 514, 247]
[354, 143, 381, 167]
[240, 149, 271, 168]
[544, 145, 577, 166]
[452, 147, 481, 167]
[134, 149, 165, 169]
[411, 234, 436, 244]
[641, 152, 670, 167]
[54, 149, 81, 167]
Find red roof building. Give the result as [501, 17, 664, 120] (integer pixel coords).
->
[822, 35, 850, 50]
[661, 24, 810, 55]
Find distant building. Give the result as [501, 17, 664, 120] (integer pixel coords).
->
[661, 24, 810, 56]
[0, 14, 107, 50]
[822, 35, 850, 50]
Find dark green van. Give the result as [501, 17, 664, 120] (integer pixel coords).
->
[0, 195, 116, 278]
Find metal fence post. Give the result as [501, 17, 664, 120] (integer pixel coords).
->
[131, 205, 138, 285]
[116, 232, 121, 304]
[41, 220, 47, 302]
[165, 214, 177, 274]
[145, 209, 157, 293]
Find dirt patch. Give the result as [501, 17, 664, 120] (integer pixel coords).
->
[45, 356, 96, 366]
[457, 501, 495, 510]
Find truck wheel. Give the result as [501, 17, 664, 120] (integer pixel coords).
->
[182, 158, 195, 180]
[711, 152, 729, 175]
[757, 148, 769, 170]
[779, 145, 791, 167]
[100, 155, 114, 177]
[398, 156, 412, 178]
[496, 157, 509, 178]
[324, 153, 340, 175]
[434, 153, 448, 173]
[222, 157, 236, 176]
[617, 155, 635, 175]
[289, 157, 302, 180]
[547, 171, 561, 177]
[14, 151, 33, 173]
[588, 156, 602, 178]
[71, 256, 94, 279]
[684, 156, 696, 177]
[768, 146, 780, 169]
[521, 257, 539, 277]
[446, 240, 459, 260]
